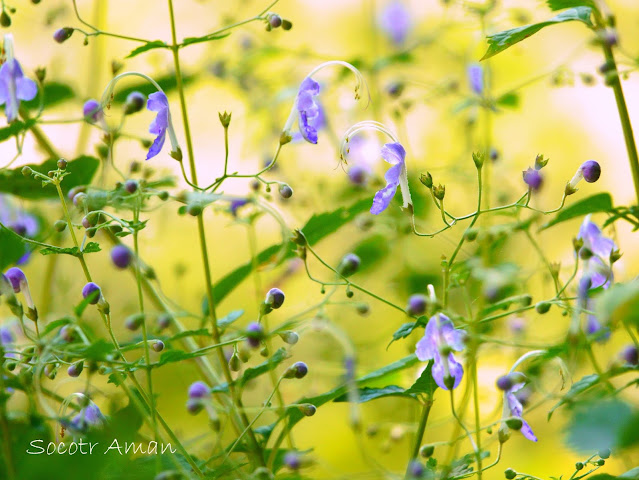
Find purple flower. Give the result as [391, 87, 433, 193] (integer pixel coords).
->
[0, 36, 37, 122]
[146, 91, 169, 160]
[70, 402, 105, 432]
[284, 452, 301, 470]
[5, 267, 35, 309]
[229, 199, 248, 217]
[83, 99, 103, 123]
[82, 282, 101, 305]
[503, 373, 537, 442]
[406, 294, 427, 316]
[265, 288, 285, 309]
[110, 245, 133, 269]
[188, 381, 210, 399]
[577, 274, 610, 341]
[467, 64, 484, 95]
[379, 1, 412, 45]
[577, 216, 616, 289]
[295, 77, 321, 144]
[415, 313, 465, 390]
[620, 345, 638, 365]
[523, 168, 543, 191]
[348, 164, 370, 186]
[246, 322, 264, 348]
[371, 142, 408, 215]
[581, 160, 601, 183]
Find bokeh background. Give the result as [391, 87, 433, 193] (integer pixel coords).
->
[3, 0, 639, 478]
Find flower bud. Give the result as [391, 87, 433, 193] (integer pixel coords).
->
[581, 160, 601, 183]
[575, 462, 584, 470]
[504, 468, 517, 480]
[124, 91, 146, 115]
[152, 340, 164, 352]
[433, 184, 446, 200]
[284, 361, 308, 379]
[188, 381, 210, 399]
[269, 14, 282, 28]
[265, 288, 285, 309]
[419, 444, 435, 458]
[157, 313, 172, 331]
[408, 461, 424, 478]
[67, 361, 84, 378]
[337, 253, 361, 277]
[124, 179, 138, 194]
[0, 11, 11, 27]
[279, 331, 299, 344]
[111, 245, 133, 269]
[83, 99, 103, 123]
[246, 322, 264, 348]
[496, 375, 513, 391]
[53, 27, 74, 43]
[284, 452, 300, 470]
[523, 168, 543, 191]
[21, 166, 33, 178]
[534, 154, 549, 170]
[420, 172, 433, 189]
[57, 158, 68, 170]
[229, 352, 241, 372]
[406, 294, 427, 316]
[279, 184, 293, 199]
[281, 19, 293, 30]
[297, 403, 316, 416]
[218, 111, 231, 127]
[598, 448, 611, 459]
[82, 282, 101, 304]
[186, 398, 203, 415]
[505, 417, 523, 430]
[124, 314, 144, 331]
[472, 151, 484, 169]
[620, 345, 638, 365]
[535, 301, 551, 314]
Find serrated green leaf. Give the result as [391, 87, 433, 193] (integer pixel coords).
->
[180, 32, 231, 47]
[0, 155, 99, 199]
[40, 241, 101, 257]
[481, 7, 593, 61]
[405, 361, 438, 397]
[540, 193, 613, 230]
[125, 40, 169, 58]
[211, 198, 371, 304]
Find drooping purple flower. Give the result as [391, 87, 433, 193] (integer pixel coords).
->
[69, 402, 105, 432]
[503, 373, 537, 442]
[523, 168, 543, 191]
[4, 267, 35, 310]
[82, 282, 101, 305]
[82, 99, 103, 123]
[415, 313, 465, 390]
[371, 142, 408, 215]
[146, 91, 169, 160]
[188, 381, 210, 399]
[0, 35, 37, 122]
[0, 326, 17, 360]
[467, 64, 484, 95]
[406, 294, 427, 316]
[295, 77, 321, 144]
[577, 216, 616, 289]
[379, 1, 412, 45]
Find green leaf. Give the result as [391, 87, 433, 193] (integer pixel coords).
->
[0, 155, 99, 199]
[546, 0, 595, 11]
[218, 309, 244, 330]
[40, 242, 101, 257]
[0, 119, 35, 143]
[334, 385, 416, 403]
[41, 317, 72, 337]
[23, 82, 76, 110]
[405, 361, 438, 397]
[70, 339, 115, 361]
[212, 198, 371, 303]
[565, 399, 634, 453]
[157, 349, 201, 366]
[125, 40, 170, 58]
[481, 7, 593, 60]
[388, 316, 427, 347]
[619, 467, 639, 480]
[548, 373, 599, 418]
[112, 73, 197, 104]
[181, 32, 231, 47]
[496, 92, 520, 108]
[618, 411, 639, 449]
[596, 281, 639, 328]
[238, 348, 289, 387]
[0, 226, 28, 270]
[168, 328, 210, 342]
[350, 234, 390, 273]
[540, 193, 613, 230]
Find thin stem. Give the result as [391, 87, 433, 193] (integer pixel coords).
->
[405, 400, 433, 478]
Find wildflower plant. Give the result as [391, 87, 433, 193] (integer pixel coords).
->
[0, 1, 639, 480]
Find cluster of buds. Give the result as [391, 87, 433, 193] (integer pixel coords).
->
[265, 13, 292, 31]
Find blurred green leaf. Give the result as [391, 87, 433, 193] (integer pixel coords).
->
[0, 155, 99, 199]
[168, 328, 210, 341]
[23, 82, 75, 110]
[157, 348, 201, 366]
[0, 226, 27, 270]
[334, 385, 416, 403]
[388, 316, 427, 347]
[596, 280, 639, 328]
[40, 241, 101, 257]
[481, 7, 593, 60]
[71, 339, 115, 361]
[546, 0, 595, 11]
[0, 119, 35, 142]
[41, 317, 72, 337]
[496, 92, 520, 108]
[565, 399, 633, 453]
[212, 198, 370, 304]
[540, 193, 613, 230]
[350, 234, 390, 273]
[125, 40, 169, 58]
[181, 32, 231, 47]
[218, 309, 244, 330]
[619, 468, 639, 480]
[405, 361, 438, 397]
[548, 374, 599, 418]
[618, 411, 639, 449]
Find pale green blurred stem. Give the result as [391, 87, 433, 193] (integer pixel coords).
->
[166, 0, 265, 466]
[0, 373, 16, 480]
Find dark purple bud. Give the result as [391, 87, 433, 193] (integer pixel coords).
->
[59, 325, 75, 342]
[285, 361, 308, 379]
[9, 221, 27, 236]
[279, 184, 293, 199]
[337, 253, 361, 277]
[124, 179, 138, 194]
[124, 314, 144, 331]
[490, 148, 499, 161]
[386, 81, 404, 98]
[67, 361, 84, 377]
[152, 340, 164, 352]
[621, 345, 638, 365]
[124, 91, 146, 115]
[408, 460, 425, 478]
[406, 294, 427, 316]
[5, 267, 26, 293]
[284, 452, 301, 470]
[523, 168, 543, 191]
[580, 160, 601, 183]
[188, 381, 210, 399]
[265, 288, 285, 309]
[348, 165, 368, 186]
[83, 99, 103, 123]
[82, 282, 101, 304]
[53, 27, 74, 44]
[157, 313, 172, 330]
[186, 398, 203, 415]
[246, 322, 264, 348]
[81, 216, 92, 229]
[111, 245, 133, 269]
[496, 375, 512, 391]
[269, 14, 282, 28]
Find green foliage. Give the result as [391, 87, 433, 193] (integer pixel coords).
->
[596, 281, 639, 328]
[565, 399, 634, 453]
[541, 193, 613, 230]
[481, 7, 593, 60]
[0, 156, 99, 199]
[334, 385, 416, 403]
[0, 119, 34, 143]
[405, 361, 438, 397]
[181, 32, 231, 47]
[546, 0, 595, 11]
[125, 40, 169, 58]
[0, 225, 27, 270]
[112, 73, 197, 103]
[23, 82, 75, 110]
[40, 241, 101, 257]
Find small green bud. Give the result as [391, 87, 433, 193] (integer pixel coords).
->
[280, 131, 293, 145]
[281, 19, 293, 30]
[218, 111, 232, 128]
[472, 151, 484, 169]
[21, 166, 33, 178]
[575, 462, 584, 470]
[419, 444, 434, 458]
[54, 220, 67, 232]
[0, 11, 12, 27]
[292, 229, 307, 246]
[534, 154, 549, 170]
[433, 184, 445, 201]
[35, 67, 46, 83]
[505, 417, 523, 430]
[420, 172, 433, 188]
[535, 301, 551, 314]
[504, 468, 517, 480]
[464, 228, 478, 242]
[229, 353, 241, 372]
[598, 449, 611, 459]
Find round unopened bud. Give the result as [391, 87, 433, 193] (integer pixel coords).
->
[59, 325, 75, 342]
[496, 375, 513, 391]
[504, 468, 517, 480]
[269, 14, 282, 28]
[186, 399, 203, 415]
[229, 353, 241, 372]
[67, 361, 84, 378]
[83, 99, 103, 123]
[279, 184, 293, 199]
[265, 288, 285, 309]
[157, 313, 172, 331]
[53, 27, 74, 43]
[188, 381, 210, 399]
[152, 340, 164, 352]
[598, 448, 611, 459]
[285, 361, 308, 379]
[281, 19, 293, 30]
[464, 228, 478, 241]
[44, 364, 57, 379]
[580, 160, 601, 183]
[54, 220, 67, 232]
[535, 301, 551, 314]
[408, 461, 424, 478]
[419, 444, 435, 458]
[523, 168, 543, 191]
[575, 462, 584, 470]
[0, 11, 11, 27]
[82, 282, 101, 304]
[21, 166, 33, 178]
[279, 331, 299, 344]
[620, 345, 638, 365]
[406, 294, 427, 316]
[337, 253, 361, 277]
[124, 179, 138, 194]
[596, 459, 605, 466]
[125, 314, 144, 331]
[284, 452, 300, 470]
[124, 91, 146, 115]
[57, 158, 68, 170]
[187, 204, 202, 216]
[298, 403, 316, 416]
[246, 322, 264, 348]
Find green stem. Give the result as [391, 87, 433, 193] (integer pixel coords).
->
[406, 400, 433, 475]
